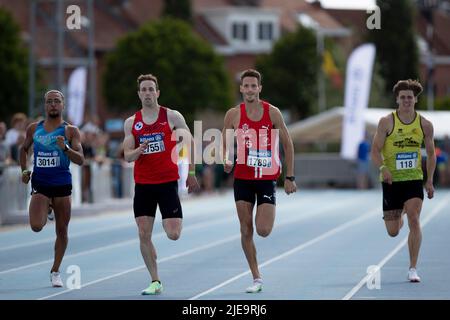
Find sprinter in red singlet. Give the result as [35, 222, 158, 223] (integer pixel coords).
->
[222, 69, 297, 293]
[123, 74, 199, 295]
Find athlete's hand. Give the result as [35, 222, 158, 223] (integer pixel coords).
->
[224, 159, 234, 174]
[56, 135, 66, 150]
[186, 175, 200, 193]
[381, 167, 393, 185]
[22, 170, 31, 184]
[284, 179, 297, 195]
[425, 180, 434, 199]
[137, 141, 149, 155]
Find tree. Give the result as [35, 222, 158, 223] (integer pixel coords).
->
[102, 18, 233, 125]
[256, 26, 319, 120]
[0, 7, 28, 120]
[163, 0, 192, 24]
[368, 0, 419, 100]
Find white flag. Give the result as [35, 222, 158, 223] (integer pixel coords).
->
[341, 43, 376, 160]
[67, 67, 87, 126]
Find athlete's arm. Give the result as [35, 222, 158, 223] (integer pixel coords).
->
[123, 116, 147, 163]
[270, 106, 297, 194]
[63, 126, 85, 166]
[422, 117, 436, 199]
[371, 115, 392, 184]
[222, 108, 237, 173]
[167, 109, 199, 193]
[19, 122, 37, 184]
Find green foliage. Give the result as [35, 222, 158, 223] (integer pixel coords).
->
[256, 26, 319, 120]
[417, 95, 450, 111]
[368, 0, 419, 100]
[0, 7, 28, 120]
[163, 0, 192, 24]
[102, 18, 233, 125]
[369, 61, 391, 108]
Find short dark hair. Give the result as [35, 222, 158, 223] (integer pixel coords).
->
[44, 90, 65, 101]
[137, 74, 159, 90]
[240, 69, 261, 85]
[393, 79, 423, 97]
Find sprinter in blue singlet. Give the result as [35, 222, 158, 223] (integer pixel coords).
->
[19, 90, 84, 288]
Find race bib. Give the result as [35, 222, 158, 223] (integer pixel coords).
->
[36, 156, 60, 168]
[395, 152, 418, 170]
[140, 134, 165, 155]
[247, 150, 272, 168]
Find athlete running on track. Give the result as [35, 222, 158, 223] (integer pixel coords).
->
[371, 79, 436, 282]
[222, 69, 297, 293]
[123, 74, 199, 295]
[20, 90, 84, 287]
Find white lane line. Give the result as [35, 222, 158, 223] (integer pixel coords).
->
[0, 193, 367, 274]
[0, 190, 352, 251]
[342, 195, 450, 300]
[188, 207, 380, 300]
[34, 196, 372, 299]
[38, 234, 241, 300]
[0, 202, 238, 251]
[0, 216, 234, 275]
[0, 222, 135, 252]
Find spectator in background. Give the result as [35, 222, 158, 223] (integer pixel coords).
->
[5, 112, 27, 163]
[356, 134, 371, 189]
[79, 124, 98, 203]
[0, 121, 11, 175]
[435, 146, 448, 187]
[177, 144, 189, 196]
[441, 135, 450, 187]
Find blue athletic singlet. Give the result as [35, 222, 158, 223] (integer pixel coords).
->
[32, 121, 71, 186]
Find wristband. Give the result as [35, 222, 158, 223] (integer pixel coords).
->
[188, 170, 196, 176]
[22, 169, 31, 176]
[379, 165, 387, 171]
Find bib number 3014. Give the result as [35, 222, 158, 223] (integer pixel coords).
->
[36, 156, 60, 168]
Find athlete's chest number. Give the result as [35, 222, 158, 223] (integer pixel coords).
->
[36, 156, 60, 168]
[144, 141, 164, 154]
[395, 152, 418, 170]
[247, 156, 272, 168]
[247, 150, 272, 168]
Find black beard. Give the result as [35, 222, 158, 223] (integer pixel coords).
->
[48, 113, 60, 118]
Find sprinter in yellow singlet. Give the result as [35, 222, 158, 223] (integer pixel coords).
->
[371, 79, 436, 283]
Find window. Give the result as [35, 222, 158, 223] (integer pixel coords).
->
[232, 22, 248, 41]
[258, 22, 273, 40]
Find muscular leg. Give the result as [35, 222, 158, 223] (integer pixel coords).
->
[404, 198, 423, 269]
[384, 209, 403, 237]
[50, 196, 71, 273]
[29, 194, 50, 232]
[236, 200, 260, 280]
[135, 216, 159, 281]
[255, 203, 275, 237]
[162, 218, 182, 240]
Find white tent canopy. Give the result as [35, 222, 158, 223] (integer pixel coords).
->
[288, 107, 450, 144]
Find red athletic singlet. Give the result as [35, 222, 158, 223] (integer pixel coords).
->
[234, 101, 281, 180]
[131, 107, 179, 184]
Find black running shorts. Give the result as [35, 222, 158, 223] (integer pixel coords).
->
[31, 182, 72, 198]
[233, 178, 276, 206]
[382, 180, 424, 212]
[133, 181, 182, 219]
